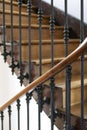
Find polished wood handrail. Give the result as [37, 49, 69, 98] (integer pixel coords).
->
[0, 38, 87, 111]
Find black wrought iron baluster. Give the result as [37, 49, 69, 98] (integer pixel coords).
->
[50, 77, 55, 130]
[37, 85, 43, 130]
[18, 0, 23, 85]
[2, 0, 6, 62]
[8, 106, 12, 130]
[37, 1, 43, 130]
[2, 0, 14, 64]
[65, 65, 72, 130]
[50, 0, 55, 130]
[38, 0, 43, 76]
[27, 0, 32, 83]
[64, 0, 72, 130]
[10, 0, 14, 74]
[80, 0, 84, 43]
[0, 111, 4, 130]
[64, 0, 69, 57]
[17, 99, 21, 130]
[26, 92, 32, 130]
[80, 0, 84, 130]
[38, 85, 42, 130]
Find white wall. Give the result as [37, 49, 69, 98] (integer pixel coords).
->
[42, 0, 87, 24]
[0, 53, 23, 106]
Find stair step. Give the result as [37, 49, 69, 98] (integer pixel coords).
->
[0, 0, 27, 12]
[1, 39, 85, 89]
[71, 101, 87, 119]
[0, 9, 50, 25]
[1, 39, 79, 62]
[57, 78, 87, 108]
[33, 83, 87, 130]
[62, 100, 87, 118]
[1, 23, 64, 41]
[3, 39, 80, 61]
[33, 55, 87, 82]
[32, 54, 87, 107]
[0, 0, 37, 13]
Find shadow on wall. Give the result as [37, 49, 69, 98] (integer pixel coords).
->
[31, 0, 87, 38]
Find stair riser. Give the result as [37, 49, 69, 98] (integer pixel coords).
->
[72, 60, 87, 75]
[63, 85, 87, 108]
[28, 43, 78, 59]
[0, 14, 28, 25]
[5, 27, 64, 41]
[0, 2, 27, 12]
[0, 12, 50, 25]
[21, 42, 79, 60]
[34, 60, 87, 82]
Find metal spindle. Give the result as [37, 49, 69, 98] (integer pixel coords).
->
[26, 92, 32, 130]
[10, 0, 14, 74]
[50, 0, 55, 130]
[37, 0, 43, 130]
[2, 0, 11, 62]
[18, 0, 23, 85]
[17, 99, 21, 130]
[8, 106, 12, 130]
[64, 0, 69, 57]
[80, 0, 84, 43]
[64, 0, 71, 130]
[50, 0, 55, 67]
[27, 0, 32, 83]
[80, 0, 84, 130]
[37, 85, 43, 130]
[38, 0, 43, 76]
[65, 65, 72, 130]
[50, 77, 55, 130]
[2, 0, 6, 62]
[0, 111, 4, 130]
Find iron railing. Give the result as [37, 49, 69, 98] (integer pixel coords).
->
[0, 0, 87, 130]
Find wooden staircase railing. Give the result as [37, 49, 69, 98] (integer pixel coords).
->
[0, 37, 87, 110]
[0, 0, 87, 130]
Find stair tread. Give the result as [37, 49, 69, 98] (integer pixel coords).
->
[32, 57, 64, 64]
[4, 39, 80, 47]
[0, 0, 37, 10]
[32, 55, 87, 65]
[0, 9, 50, 18]
[71, 101, 87, 118]
[62, 101, 87, 118]
[57, 78, 87, 90]
[0, 0, 25, 6]
[0, 23, 64, 29]
[16, 39, 80, 45]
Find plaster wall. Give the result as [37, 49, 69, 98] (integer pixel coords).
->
[0, 54, 57, 130]
[42, 0, 87, 23]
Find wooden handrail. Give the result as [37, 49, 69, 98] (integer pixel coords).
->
[0, 38, 87, 111]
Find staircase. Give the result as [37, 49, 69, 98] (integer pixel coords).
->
[0, 0, 87, 129]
